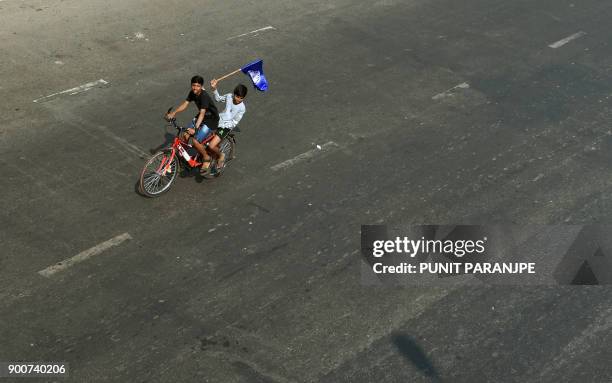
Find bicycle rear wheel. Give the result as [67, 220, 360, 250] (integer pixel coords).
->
[139, 150, 179, 197]
[220, 137, 234, 160]
[211, 138, 234, 177]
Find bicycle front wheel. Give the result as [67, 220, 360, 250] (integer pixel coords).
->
[139, 150, 179, 197]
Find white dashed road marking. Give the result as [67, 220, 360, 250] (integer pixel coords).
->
[270, 141, 339, 171]
[548, 31, 586, 48]
[33, 79, 109, 103]
[38, 233, 132, 277]
[432, 82, 470, 100]
[227, 26, 276, 40]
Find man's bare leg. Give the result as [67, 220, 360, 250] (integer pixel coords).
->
[208, 135, 225, 168]
[192, 139, 212, 169]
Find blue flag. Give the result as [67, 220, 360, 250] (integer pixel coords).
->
[241, 59, 268, 91]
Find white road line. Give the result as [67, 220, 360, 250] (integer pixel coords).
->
[33, 79, 109, 103]
[97, 125, 150, 159]
[61, 111, 150, 160]
[270, 141, 339, 171]
[536, 304, 612, 380]
[227, 25, 275, 40]
[541, 11, 562, 22]
[432, 82, 469, 100]
[38, 233, 132, 277]
[548, 31, 586, 49]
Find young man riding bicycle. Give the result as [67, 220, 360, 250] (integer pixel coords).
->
[165, 75, 219, 174]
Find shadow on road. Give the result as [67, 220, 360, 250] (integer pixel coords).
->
[149, 132, 176, 154]
[392, 333, 443, 382]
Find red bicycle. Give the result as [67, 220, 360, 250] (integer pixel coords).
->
[138, 110, 236, 197]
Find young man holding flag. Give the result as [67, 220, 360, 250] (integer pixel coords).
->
[203, 58, 267, 171]
[206, 79, 248, 170]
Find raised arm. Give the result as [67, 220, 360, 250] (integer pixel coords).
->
[213, 89, 225, 102]
[210, 79, 225, 102]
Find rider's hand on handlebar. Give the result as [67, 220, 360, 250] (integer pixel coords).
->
[187, 128, 195, 135]
[165, 111, 176, 121]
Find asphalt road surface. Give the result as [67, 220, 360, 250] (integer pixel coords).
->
[1, 0, 611, 382]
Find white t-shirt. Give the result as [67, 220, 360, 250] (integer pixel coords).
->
[213, 89, 246, 129]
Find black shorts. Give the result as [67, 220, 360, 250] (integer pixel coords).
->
[215, 127, 231, 140]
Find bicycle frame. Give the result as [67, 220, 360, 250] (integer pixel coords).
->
[174, 136, 202, 169]
[161, 119, 213, 172]
[139, 111, 239, 197]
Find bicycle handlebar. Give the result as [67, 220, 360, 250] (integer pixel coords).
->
[164, 107, 182, 131]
